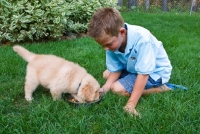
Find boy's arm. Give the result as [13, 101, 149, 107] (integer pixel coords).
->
[100, 71, 121, 92]
[124, 74, 149, 116]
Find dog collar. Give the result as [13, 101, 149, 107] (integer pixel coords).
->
[76, 82, 81, 91]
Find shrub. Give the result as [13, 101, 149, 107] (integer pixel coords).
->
[64, 0, 101, 34]
[0, 0, 118, 44]
[66, 0, 119, 33]
[0, 0, 71, 43]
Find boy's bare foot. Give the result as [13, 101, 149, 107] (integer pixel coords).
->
[142, 84, 172, 95]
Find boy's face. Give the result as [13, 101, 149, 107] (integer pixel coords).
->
[95, 28, 126, 52]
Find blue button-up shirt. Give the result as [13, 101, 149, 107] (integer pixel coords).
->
[106, 23, 172, 84]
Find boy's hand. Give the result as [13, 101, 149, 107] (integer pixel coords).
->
[123, 103, 141, 117]
[99, 88, 105, 93]
[100, 82, 112, 93]
[99, 86, 110, 93]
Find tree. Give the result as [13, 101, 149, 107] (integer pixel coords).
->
[192, 0, 198, 12]
[128, 0, 137, 9]
[162, 0, 168, 11]
[118, 0, 123, 6]
[145, 0, 150, 11]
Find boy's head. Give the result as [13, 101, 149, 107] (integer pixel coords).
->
[88, 8, 124, 40]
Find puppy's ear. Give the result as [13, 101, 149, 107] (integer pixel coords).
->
[81, 84, 94, 102]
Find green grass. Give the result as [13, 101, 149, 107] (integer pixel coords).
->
[0, 12, 200, 133]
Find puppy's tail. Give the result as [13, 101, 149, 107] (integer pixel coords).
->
[13, 45, 35, 62]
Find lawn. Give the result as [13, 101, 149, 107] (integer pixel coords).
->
[0, 12, 200, 133]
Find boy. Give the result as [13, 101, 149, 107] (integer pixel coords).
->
[88, 8, 172, 116]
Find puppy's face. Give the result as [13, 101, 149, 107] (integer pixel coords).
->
[80, 82, 100, 102]
[75, 75, 100, 102]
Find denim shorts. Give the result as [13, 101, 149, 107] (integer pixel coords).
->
[118, 71, 162, 93]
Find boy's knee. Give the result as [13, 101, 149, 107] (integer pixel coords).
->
[110, 82, 130, 96]
[110, 83, 118, 93]
[110, 82, 124, 93]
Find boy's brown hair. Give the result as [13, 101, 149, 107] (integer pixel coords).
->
[88, 8, 124, 40]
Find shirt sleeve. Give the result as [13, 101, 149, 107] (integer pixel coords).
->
[134, 41, 157, 74]
[106, 50, 124, 72]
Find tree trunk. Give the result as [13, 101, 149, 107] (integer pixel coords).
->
[162, 0, 168, 11]
[192, 0, 198, 12]
[145, 0, 150, 11]
[128, 0, 137, 10]
[118, 0, 123, 6]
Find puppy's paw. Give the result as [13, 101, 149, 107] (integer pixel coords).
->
[25, 96, 33, 102]
[52, 97, 61, 101]
[51, 92, 62, 101]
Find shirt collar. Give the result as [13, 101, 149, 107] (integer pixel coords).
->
[124, 23, 132, 56]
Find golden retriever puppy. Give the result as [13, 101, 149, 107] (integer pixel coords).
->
[13, 45, 100, 103]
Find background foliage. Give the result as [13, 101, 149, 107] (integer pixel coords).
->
[118, 0, 200, 13]
[0, 0, 118, 43]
